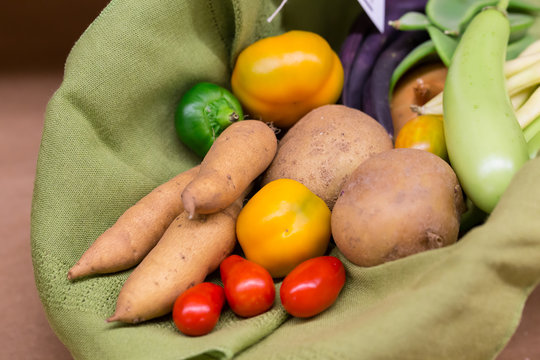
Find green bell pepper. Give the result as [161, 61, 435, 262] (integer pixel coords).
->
[175, 82, 244, 158]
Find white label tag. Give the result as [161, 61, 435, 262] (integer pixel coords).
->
[357, 0, 386, 33]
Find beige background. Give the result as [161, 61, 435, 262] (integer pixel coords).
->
[0, 1, 538, 359]
[1, 2, 109, 359]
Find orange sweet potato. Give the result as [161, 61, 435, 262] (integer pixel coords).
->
[106, 188, 249, 324]
[181, 120, 277, 219]
[67, 166, 199, 280]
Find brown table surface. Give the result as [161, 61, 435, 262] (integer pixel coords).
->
[1, 1, 539, 359]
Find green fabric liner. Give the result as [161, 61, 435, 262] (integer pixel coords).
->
[31, 1, 540, 359]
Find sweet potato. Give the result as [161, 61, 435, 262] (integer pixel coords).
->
[106, 188, 249, 324]
[67, 166, 199, 280]
[181, 120, 277, 218]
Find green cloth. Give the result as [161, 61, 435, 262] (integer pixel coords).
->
[31, 1, 540, 359]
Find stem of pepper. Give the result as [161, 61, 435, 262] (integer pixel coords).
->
[206, 98, 241, 132]
[229, 112, 240, 122]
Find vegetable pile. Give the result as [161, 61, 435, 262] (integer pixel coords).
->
[390, 0, 540, 216]
[68, 0, 540, 339]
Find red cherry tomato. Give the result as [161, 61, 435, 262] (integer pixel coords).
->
[172, 282, 225, 336]
[219, 254, 245, 285]
[220, 255, 275, 318]
[280, 256, 346, 318]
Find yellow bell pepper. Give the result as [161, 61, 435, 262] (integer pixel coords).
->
[231, 30, 344, 129]
[236, 178, 331, 278]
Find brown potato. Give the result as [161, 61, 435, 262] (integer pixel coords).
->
[182, 120, 277, 218]
[332, 148, 465, 267]
[262, 104, 393, 209]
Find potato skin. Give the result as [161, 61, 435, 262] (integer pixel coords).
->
[331, 148, 465, 267]
[262, 104, 392, 209]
